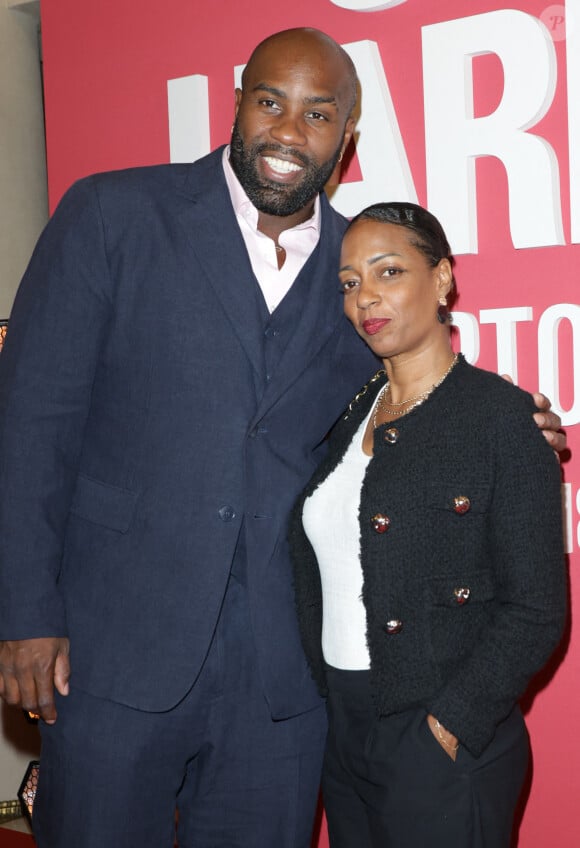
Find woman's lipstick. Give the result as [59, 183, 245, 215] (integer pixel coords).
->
[362, 318, 391, 335]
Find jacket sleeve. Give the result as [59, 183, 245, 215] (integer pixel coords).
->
[427, 393, 567, 756]
[0, 176, 113, 639]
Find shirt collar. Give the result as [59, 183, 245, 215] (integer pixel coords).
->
[222, 145, 321, 235]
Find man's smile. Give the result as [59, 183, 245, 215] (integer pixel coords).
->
[262, 155, 304, 175]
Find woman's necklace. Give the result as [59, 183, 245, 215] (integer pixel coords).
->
[373, 353, 459, 428]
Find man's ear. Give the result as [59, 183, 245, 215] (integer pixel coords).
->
[234, 88, 242, 117]
[341, 115, 356, 156]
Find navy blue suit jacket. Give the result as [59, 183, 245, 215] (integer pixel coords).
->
[0, 147, 376, 717]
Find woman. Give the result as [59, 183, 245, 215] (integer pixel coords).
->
[290, 202, 566, 847]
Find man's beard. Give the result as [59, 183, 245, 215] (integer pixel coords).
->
[229, 121, 343, 217]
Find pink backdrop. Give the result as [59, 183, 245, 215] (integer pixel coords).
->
[39, 1, 580, 844]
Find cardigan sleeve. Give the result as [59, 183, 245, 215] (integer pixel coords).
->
[289, 495, 328, 695]
[426, 392, 566, 756]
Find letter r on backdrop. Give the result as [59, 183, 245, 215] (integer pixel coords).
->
[422, 10, 564, 254]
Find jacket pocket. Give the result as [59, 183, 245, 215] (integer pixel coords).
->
[420, 480, 491, 516]
[426, 569, 496, 667]
[69, 474, 139, 533]
[427, 569, 495, 608]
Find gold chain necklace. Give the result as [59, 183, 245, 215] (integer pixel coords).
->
[373, 354, 459, 428]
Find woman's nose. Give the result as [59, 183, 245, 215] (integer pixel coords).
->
[357, 278, 380, 309]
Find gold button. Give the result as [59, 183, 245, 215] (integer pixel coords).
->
[384, 428, 399, 444]
[384, 619, 403, 635]
[453, 496, 471, 514]
[454, 587, 471, 605]
[371, 514, 391, 533]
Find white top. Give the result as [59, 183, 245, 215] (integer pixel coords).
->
[222, 147, 321, 313]
[302, 407, 373, 670]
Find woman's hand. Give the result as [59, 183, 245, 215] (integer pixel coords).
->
[426, 714, 459, 761]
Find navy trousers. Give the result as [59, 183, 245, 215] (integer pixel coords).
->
[32, 573, 327, 848]
[322, 667, 529, 848]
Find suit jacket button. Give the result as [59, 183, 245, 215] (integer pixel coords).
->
[371, 513, 390, 533]
[384, 619, 403, 635]
[453, 496, 471, 514]
[218, 506, 236, 522]
[384, 428, 399, 444]
[454, 587, 471, 604]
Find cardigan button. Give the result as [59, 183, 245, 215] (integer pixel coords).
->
[370, 513, 391, 533]
[454, 587, 471, 604]
[384, 427, 400, 444]
[384, 619, 403, 635]
[453, 496, 471, 514]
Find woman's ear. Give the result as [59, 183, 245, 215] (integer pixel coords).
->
[435, 258, 453, 301]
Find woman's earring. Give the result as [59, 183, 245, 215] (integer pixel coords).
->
[437, 296, 448, 324]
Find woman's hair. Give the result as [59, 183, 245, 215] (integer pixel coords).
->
[346, 202, 457, 308]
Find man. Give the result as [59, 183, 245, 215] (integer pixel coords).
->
[0, 27, 563, 848]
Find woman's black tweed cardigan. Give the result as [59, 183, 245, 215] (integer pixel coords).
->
[290, 354, 566, 757]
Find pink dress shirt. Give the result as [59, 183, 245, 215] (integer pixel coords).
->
[222, 147, 321, 313]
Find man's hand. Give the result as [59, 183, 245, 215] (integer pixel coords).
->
[0, 637, 70, 724]
[532, 392, 566, 453]
[502, 375, 566, 454]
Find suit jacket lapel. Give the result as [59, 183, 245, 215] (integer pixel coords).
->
[253, 195, 346, 419]
[174, 149, 265, 380]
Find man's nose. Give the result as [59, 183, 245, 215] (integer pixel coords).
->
[269, 113, 307, 147]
